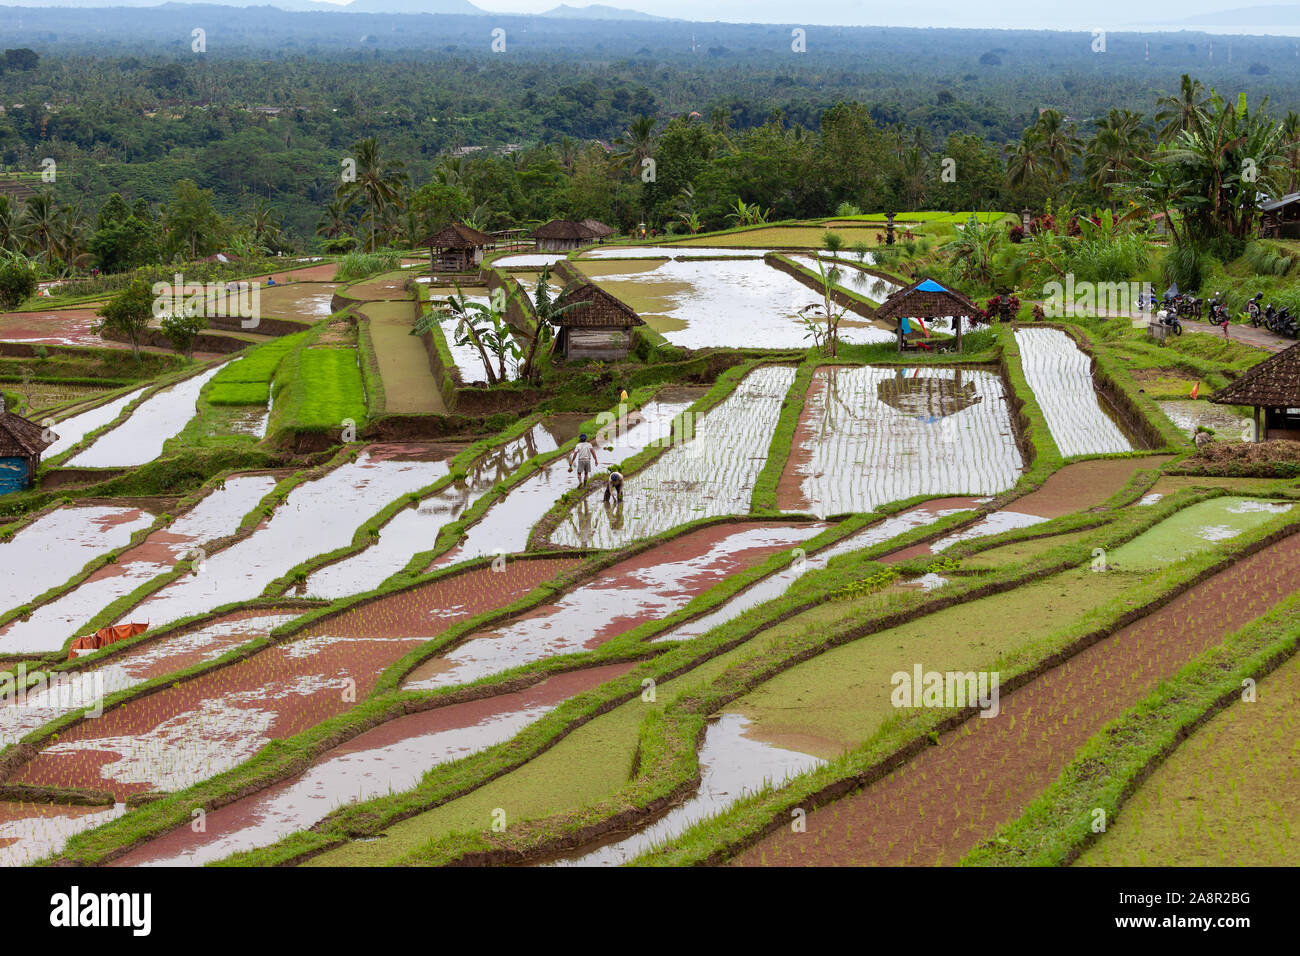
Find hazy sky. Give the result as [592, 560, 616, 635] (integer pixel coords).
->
[461, 0, 1294, 32]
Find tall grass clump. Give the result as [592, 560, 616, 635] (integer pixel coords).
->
[1241, 240, 1295, 277]
[1069, 233, 1150, 283]
[1160, 241, 1214, 293]
[334, 251, 401, 282]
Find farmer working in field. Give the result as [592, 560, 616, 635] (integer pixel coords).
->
[568, 433, 598, 487]
[603, 469, 625, 505]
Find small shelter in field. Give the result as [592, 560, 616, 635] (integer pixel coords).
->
[872, 276, 984, 353]
[550, 282, 644, 361]
[1259, 192, 1300, 240]
[1209, 341, 1300, 442]
[0, 397, 56, 494]
[580, 218, 615, 240]
[421, 222, 493, 273]
[531, 219, 597, 252]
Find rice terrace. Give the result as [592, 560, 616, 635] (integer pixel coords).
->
[0, 4, 1298, 924]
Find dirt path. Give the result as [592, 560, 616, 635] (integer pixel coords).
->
[361, 299, 447, 415]
[733, 529, 1300, 866]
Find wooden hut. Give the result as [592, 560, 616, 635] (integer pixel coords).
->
[872, 276, 984, 353]
[551, 282, 644, 361]
[1259, 192, 1300, 240]
[420, 222, 492, 273]
[1209, 341, 1300, 442]
[0, 397, 56, 494]
[580, 218, 616, 240]
[531, 219, 597, 252]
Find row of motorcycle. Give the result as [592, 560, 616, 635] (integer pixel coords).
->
[1139, 290, 1298, 338]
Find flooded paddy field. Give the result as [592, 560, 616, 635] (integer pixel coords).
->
[1015, 328, 1134, 457]
[14, 259, 1293, 873]
[574, 258, 894, 348]
[551, 365, 795, 549]
[113, 662, 634, 866]
[0, 506, 157, 619]
[66, 365, 226, 468]
[0, 476, 279, 654]
[303, 422, 577, 599]
[125, 446, 453, 631]
[779, 365, 1023, 516]
[405, 521, 821, 689]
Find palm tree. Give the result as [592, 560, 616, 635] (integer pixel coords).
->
[434, 158, 463, 187]
[1155, 91, 1286, 240]
[19, 192, 60, 263]
[612, 115, 657, 176]
[1281, 111, 1300, 193]
[1155, 75, 1210, 143]
[1035, 109, 1083, 179]
[337, 137, 409, 252]
[248, 199, 281, 252]
[1085, 109, 1151, 197]
[52, 203, 89, 272]
[0, 197, 19, 254]
[316, 199, 351, 240]
[556, 136, 579, 172]
[1005, 129, 1045, 189]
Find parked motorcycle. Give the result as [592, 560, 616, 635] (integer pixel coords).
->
[1247, 292, 1265, 327]
[1176, 295, 1202, 320]
[1157, 309, 1183, 335]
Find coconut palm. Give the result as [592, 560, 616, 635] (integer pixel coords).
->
[0, 197, 18, 254]
[1152, 91, 1287, 240]
[1035, 109, 1083, 179]
[316, 199, 352, 240]
[1155, 74, 1210, 143]
[19, 192, 60, 263]
[248, 199, 281, 253]
[612, 115, 657, 176]
[1085, 109, 1151, 196]
[1280, 111, 1300, 193]
[1005, 130, 1046, 189]
[337, 137, 409, 252]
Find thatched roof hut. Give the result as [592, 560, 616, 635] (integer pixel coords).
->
[872, 277, 984, 352]
[531, 219, 598, 252]
[420, 222, 493, 272]
[0, 397, 56, 494]
[551, 282, 644, 361]
[580, 218, 615, 239]
[1210, 341, 1300, 442]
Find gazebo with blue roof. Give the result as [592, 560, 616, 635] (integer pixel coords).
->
[871, 275, 985, 353]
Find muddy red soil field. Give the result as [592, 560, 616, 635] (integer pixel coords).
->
[733, 529, 1300, 866]
[9, 559, 578, 798]
[112, 661, 635, 865]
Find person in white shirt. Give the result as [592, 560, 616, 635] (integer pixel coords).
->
[568, 433, 598, 487]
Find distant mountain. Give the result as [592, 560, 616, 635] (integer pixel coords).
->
[340, 0, 482, 14]
[1181, 5, 1300, 25]
[541, 3, 668, 20]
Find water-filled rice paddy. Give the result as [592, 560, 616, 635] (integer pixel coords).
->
[1105, 497, 1293, 570]
[551, 365, 795, 549]
[1015, 328, 1133, 457]
[127, 446, 450, 629]
[42, 388, 148, 460]
[67, 365, 226, 468]
[575, 258, 893, 350]
[780, 365, 1024, 517]
[0, 506, 156, 621]
[0, 475, 278, 654]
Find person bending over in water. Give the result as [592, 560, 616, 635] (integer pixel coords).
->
[568, 433, 598, 487]
[604, 469, 624, 505]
